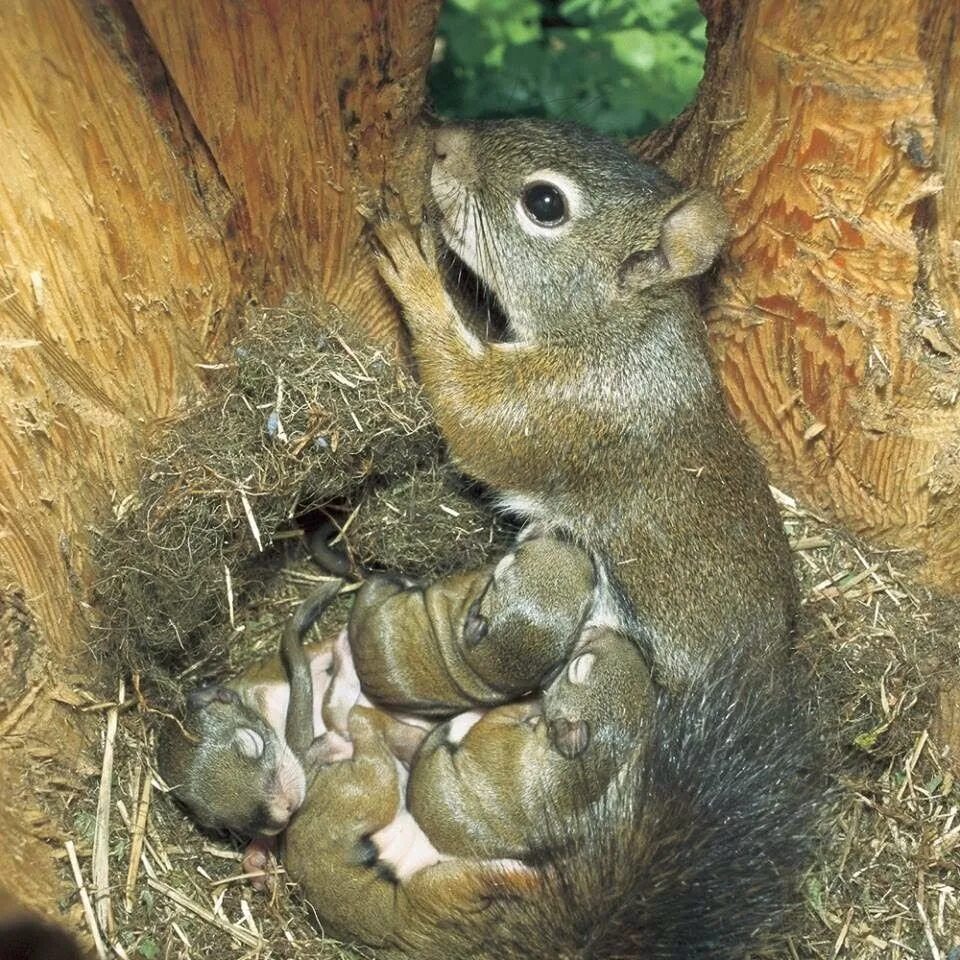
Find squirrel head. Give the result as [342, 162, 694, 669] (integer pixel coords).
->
[462, 538, 595, 690]
[430, 119, 729, 340]
[156, 683, 306, 837]
[541, 625, 653, 782]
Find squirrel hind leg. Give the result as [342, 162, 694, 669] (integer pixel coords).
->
[366, 810, 447, 884]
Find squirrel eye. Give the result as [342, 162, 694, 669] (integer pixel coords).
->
[521, 182, 567, 226]
[233, 728, 264, 760]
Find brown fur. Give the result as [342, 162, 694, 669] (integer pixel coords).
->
[376, 120, 797, 687]
[351, 536, 595, 713]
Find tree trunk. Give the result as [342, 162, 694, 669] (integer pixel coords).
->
[642, 0, 960, 591]
[0, 0, 438, 921]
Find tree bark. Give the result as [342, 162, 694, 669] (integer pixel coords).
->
[0, 0, 438, 920]
[641, 0, 960, 590]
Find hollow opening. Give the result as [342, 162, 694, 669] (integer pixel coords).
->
[429, 0, 706, 137]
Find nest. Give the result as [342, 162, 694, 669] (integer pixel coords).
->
[90, 301, 510, 700]
[57, 301, 960, 958]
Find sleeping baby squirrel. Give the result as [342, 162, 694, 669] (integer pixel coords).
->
[155, 581, 344, 838]
[349, 535, 595, 713]
[406, 626, 651, 860]
[368, 118, 820, 960]
[156, 536, 605, 854]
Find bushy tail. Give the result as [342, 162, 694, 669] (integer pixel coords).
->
[411, 642, 825, 959]
[567, 645, 824, 959]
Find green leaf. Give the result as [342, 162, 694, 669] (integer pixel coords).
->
[430, 0, 706, 138]
[805, 875, 824, 912]
[607, 28, 657, 72]
[138, 939, 159, 960]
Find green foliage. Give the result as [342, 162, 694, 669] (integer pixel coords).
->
[429, 0, 705, 138]
[137, 939, 159, 960]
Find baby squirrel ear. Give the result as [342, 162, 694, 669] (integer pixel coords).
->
[620, 190, 729, 290]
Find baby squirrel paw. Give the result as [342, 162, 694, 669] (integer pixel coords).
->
[241, 837, 279, 893]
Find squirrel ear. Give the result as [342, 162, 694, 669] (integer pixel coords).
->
[620, 191, 729, 290]
[548, 717, 591, 759]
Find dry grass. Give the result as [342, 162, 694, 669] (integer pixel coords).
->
[53, 500, 959, 960]
[772, 489, 960, 960]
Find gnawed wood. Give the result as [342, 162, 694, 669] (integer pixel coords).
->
[131, 0, 438, 339]
[0, 0, 438, 926]
[642, 0, 960, 589]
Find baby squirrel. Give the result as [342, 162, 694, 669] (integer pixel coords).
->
[407, 626, 652, 860]
[155, 582, 344, 838]
[350, 535, 594, 713]
[372, 118, 821, 959]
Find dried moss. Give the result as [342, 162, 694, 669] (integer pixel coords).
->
[90, 301, 508, 697]
[84, 307, 960, 955]
[346, 466, 514, 577]
[71, 506, 960, 960]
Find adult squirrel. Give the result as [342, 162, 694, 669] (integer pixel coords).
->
[372, 118, 822, 958]
[376, 119, 797, 684]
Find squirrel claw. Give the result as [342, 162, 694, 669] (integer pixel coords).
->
[373, 219, 433, 294]
[373, 216, 455, 336]
[355, 182, 405, 224]
[417, 222, 440, 269]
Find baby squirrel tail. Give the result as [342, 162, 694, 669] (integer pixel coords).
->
[413, 640, 824, 959]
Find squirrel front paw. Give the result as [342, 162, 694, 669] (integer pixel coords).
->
[372, 220, 449, 330]
[241, 837, 279, 892]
